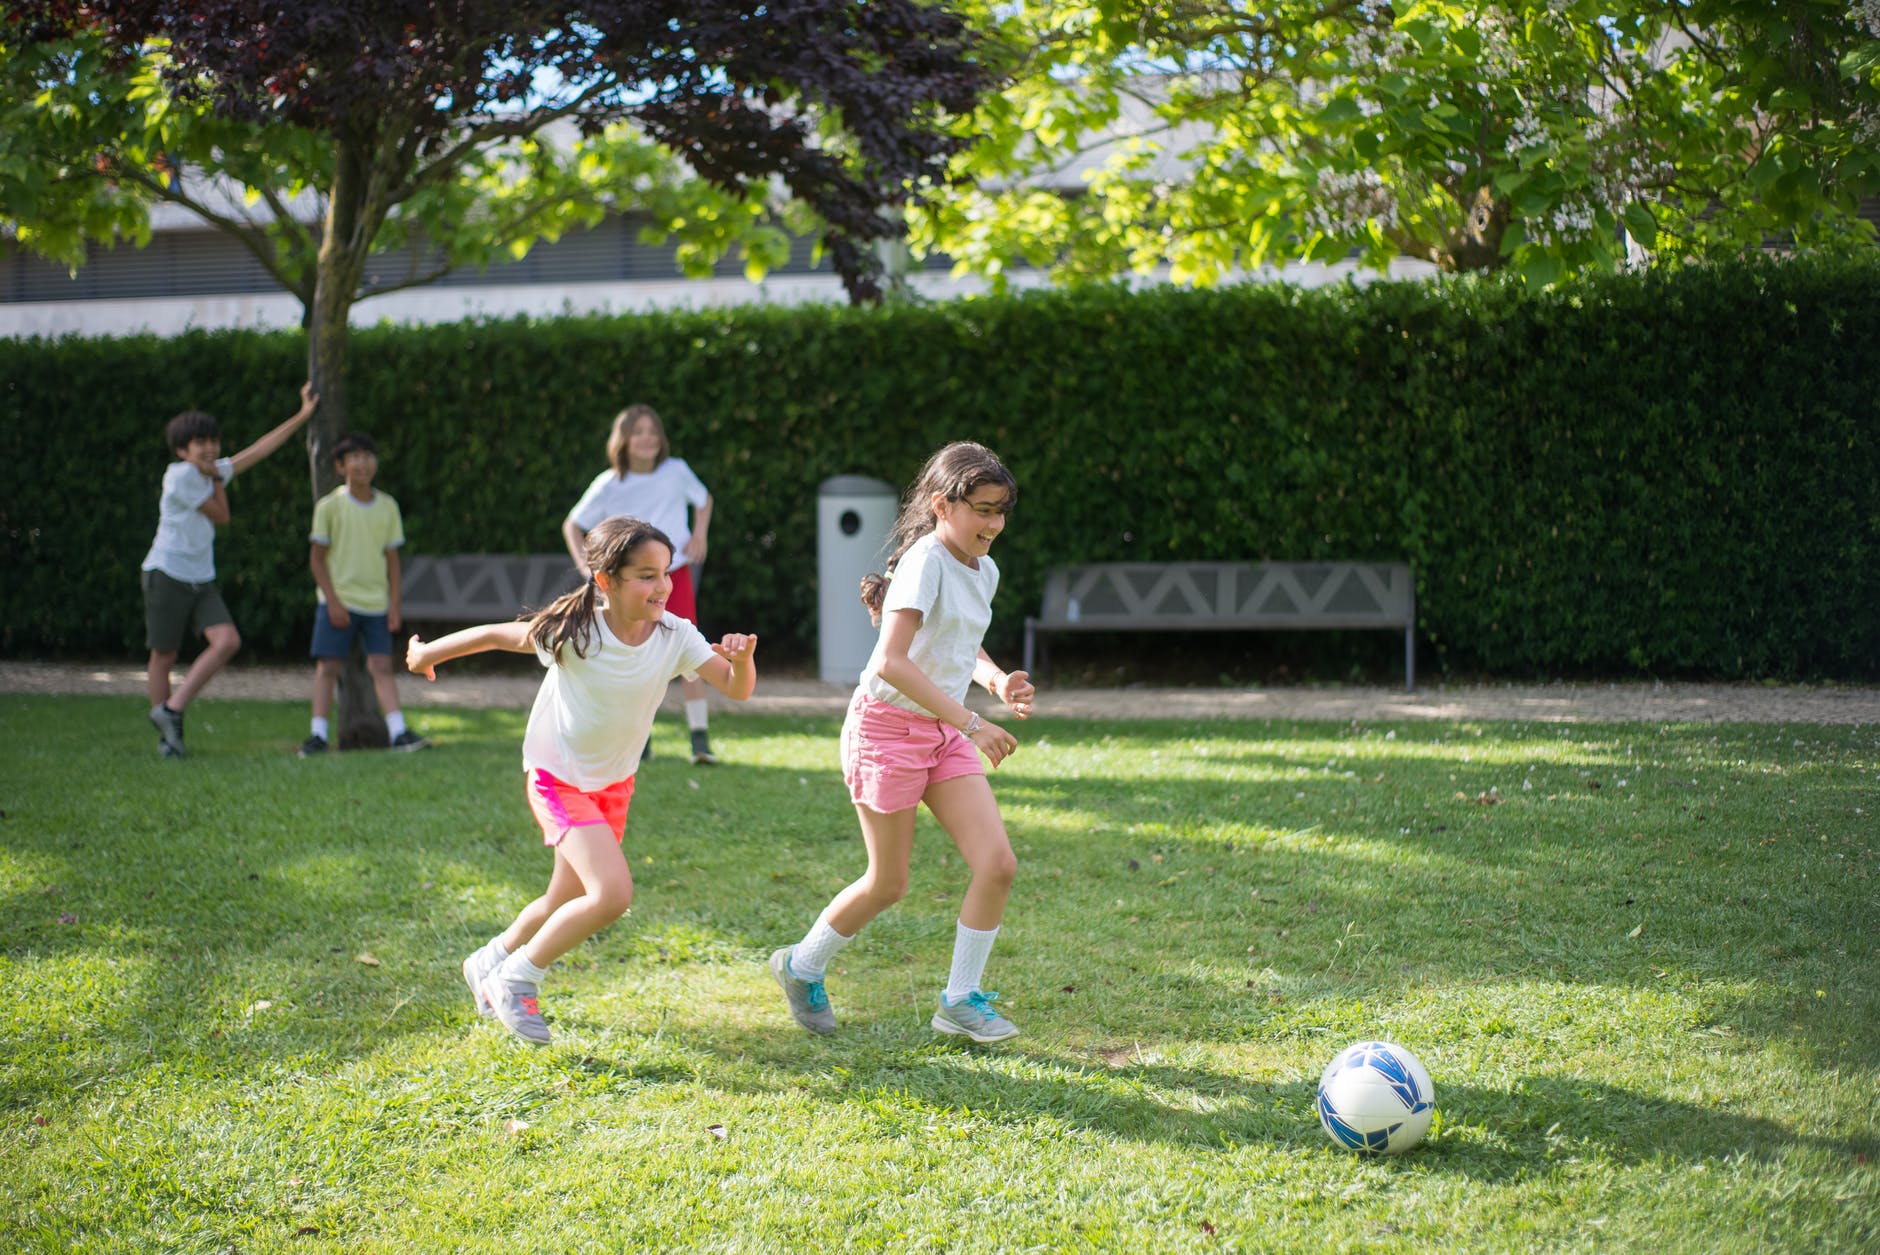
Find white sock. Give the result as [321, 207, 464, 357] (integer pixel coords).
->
[685, 699, 709, 732]
[945, 921, 1000, 1002]
[484, 937, 509, 963]
[497, 950, 548, 986]
[310, 716, 330, 740]
[385, 709, 408, 738]
[790, 913, 854, 980]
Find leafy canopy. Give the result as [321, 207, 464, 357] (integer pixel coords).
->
[2, 0, 992, 303]
[910, 0, 1880, 288]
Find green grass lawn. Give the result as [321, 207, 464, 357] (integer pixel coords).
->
[3, 694, 1875, 1252]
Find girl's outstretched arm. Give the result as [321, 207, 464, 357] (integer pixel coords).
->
[695, 633, 758, 701]
[407, 620, 533, 680]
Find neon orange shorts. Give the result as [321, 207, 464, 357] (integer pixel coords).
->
[526, 768, 634, 846]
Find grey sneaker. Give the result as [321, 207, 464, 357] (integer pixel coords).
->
[479, 970, 551, 1045]
[769, 947, 836, 1035]
[932, 990, 1020, 1043]
[690, 730, 717, 765]
[461, 946, 501, 1019]
[149, 704, 187, 758]
[297, 734, 330, 758]
[389, 729, 431, 752]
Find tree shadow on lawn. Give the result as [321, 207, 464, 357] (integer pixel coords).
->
[561, 1018, 1876, 1175]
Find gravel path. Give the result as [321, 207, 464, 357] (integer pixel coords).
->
[4, 660, 1875, 724]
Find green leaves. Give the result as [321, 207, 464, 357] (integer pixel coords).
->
[917, 0, 1880, 288]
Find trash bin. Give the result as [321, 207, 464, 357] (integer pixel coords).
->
[817, 474, 897, 685]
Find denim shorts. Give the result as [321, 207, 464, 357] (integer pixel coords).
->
[309, 602, 393, 658]
[840, 692, 984, 814]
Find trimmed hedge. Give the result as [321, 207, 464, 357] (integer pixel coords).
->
[2, 255, 1875, 679]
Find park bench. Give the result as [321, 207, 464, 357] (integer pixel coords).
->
[1022, 561, 1417, 690]
[400, 553, 583, 622]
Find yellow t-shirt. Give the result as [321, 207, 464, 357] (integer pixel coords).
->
[310, 486, 405, 613]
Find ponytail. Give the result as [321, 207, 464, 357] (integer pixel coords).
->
[859, 441, 1017, 627]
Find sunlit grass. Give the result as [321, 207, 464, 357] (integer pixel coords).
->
[2, 694, 1875, 1252]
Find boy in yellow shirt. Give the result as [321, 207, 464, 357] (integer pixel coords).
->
[301, 432, 428, 755]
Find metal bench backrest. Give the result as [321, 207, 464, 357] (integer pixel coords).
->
[1038, 561, 1413, 629]
[401, 554, 583, 621]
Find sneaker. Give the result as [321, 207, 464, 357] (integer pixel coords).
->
[690, 729, 717, 765]
[461, 946, 501, 1019]
[148, 704, 187, 758]
[769, 947, 836, 1035]
[297, 734, 330, 758]
[389, 729, 431, 752]
[932, 990, 1020, 1043]
[479, 970, 551, 1045]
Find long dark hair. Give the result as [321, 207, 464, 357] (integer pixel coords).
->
[530, 515, 674, 662]
[860, 441, 1017, 626]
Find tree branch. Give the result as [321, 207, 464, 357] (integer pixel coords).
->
[114, 165, 309, 299]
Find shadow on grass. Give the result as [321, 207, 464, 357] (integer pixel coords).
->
[3, 696, 1873, 1118]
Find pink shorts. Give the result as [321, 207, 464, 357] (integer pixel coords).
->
[526, 769, 635, 846]
[841, 692, 984, 814]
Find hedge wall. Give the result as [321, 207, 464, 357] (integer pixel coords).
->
[3, 255, 1875, 679]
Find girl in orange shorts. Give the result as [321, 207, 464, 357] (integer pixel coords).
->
[771, 442, 1036, 1043]
[407, 515, 757, 1046]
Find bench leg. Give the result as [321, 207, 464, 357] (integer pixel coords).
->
[1023, 623, 1037, 680]
[1404, 623, 1416, 693]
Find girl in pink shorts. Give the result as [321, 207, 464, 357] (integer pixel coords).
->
[407, 515, 758, 1046]
[771, 442, 1037, 1044]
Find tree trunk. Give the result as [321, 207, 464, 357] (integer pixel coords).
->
[307, 138, 388, 751]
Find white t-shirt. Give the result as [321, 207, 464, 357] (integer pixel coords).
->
[522, 611, 716, 790]
[567, 459, 709, 572]
[141, 456, 236, 583]
[861, 532, 998, 713]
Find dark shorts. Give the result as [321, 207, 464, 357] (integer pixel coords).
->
[143, 569, 233, 653]
[310, 603, 393, 658]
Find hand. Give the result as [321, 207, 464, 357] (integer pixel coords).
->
[712, 633, 758, 666]
[967, 715, 1019, 769]
[995, 668, 1036, 719]
[388, 609, 402, 633]
[295, 382, 319, 420]
[407, 634, 437, 680]
[325, 603, 351, 630]
[685, 534, 708, 567]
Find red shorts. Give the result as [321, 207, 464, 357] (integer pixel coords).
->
[666, 565, 697, 623]
[526, 769, 634, 846]
[840, 692, 984, 814]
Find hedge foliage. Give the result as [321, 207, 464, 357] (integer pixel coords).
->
[3, 255, 1875, 679]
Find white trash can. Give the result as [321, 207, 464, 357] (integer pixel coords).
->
[817, 475, 897, 685]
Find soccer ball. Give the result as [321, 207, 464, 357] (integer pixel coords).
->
[1317, 1040, 1435, 1155]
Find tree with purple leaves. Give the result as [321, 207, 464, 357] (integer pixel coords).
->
[1, 0, 991, 743]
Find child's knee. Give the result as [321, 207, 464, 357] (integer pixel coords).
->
[594, 880, 635, 919]
[977, 847, 1018, 888]
[864, 870, 909, 906]
[366, 654, 393, 676]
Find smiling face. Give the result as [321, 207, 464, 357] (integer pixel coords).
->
[931, 483, 1012, 565]
[598, 539, 675, 624]
[179, 435, 221, 476]
[626, 415, 664, 472]
[337, 448, 378, 493]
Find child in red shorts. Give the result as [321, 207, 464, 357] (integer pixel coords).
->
[407, 516, 757, 1046]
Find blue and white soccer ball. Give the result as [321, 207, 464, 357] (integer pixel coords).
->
[1317, 1040, 1435, 1155]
